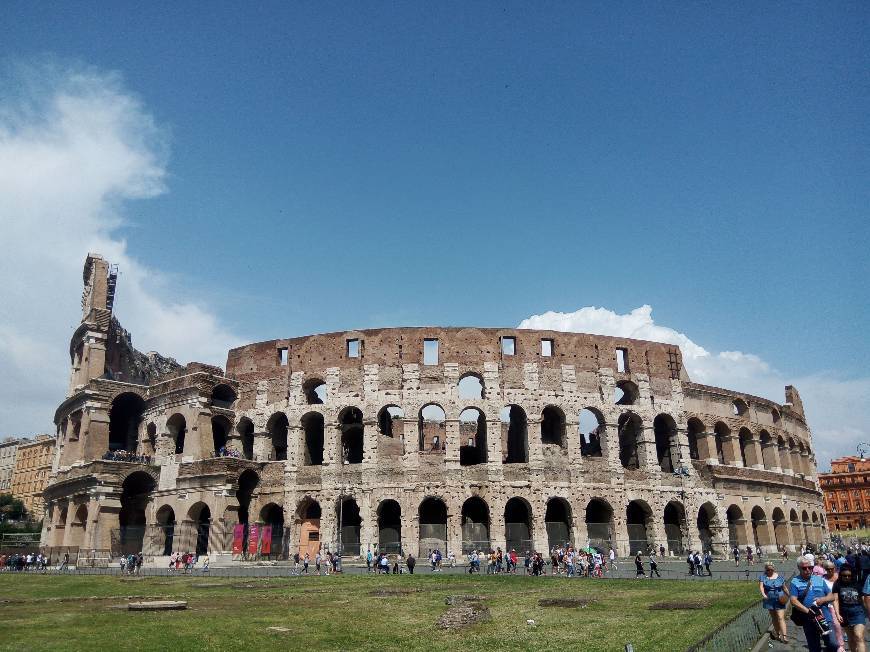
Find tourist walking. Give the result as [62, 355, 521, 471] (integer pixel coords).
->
[747, 546, 754, 565]
[733, 545, 740, 566]
[821, 560, 845, 650]
[833, 565, 865, 652]
[759, 563, 788, 643]
[634, 552, 646, 578]
[687, 551, 696, 576]
[649, 553, 660, 578]
[704, 551, 713, 577]
[789, 555, 837, 652]
[303, 552, 310, 574]
[608, 547, 617, 572]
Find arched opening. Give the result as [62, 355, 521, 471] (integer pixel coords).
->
[459, 408, 487, 466]
[189, 503, 211, 556]
[268, 413, 289, 461]
[727, 505, 747, 547]
[618, 412, 642, 469]
[732, 399, 748, 416]
[297, 499, 322, 558]
[67, 504, 88, 549]
[260, 503, 285, 558]
[501, 405, 528, 464]
[337, 497, 361, 555]
[118, 471, 155, 555]
[303, 378, 327, 405]
[653, 414, 677, 473]
[377, 405, 404, 439]
[777, 436, 790, 472]
[541, 406, 566, 447]
[339, 407, 364, 464]
[418, 497, 447, 554]
[579, 408, 604, 457]
[585, 498, 614, 549]
[109, 393, 145, 452]
[811, 512, 820, 544]
[772, 508, 788, 551]
[377, 500, 402, 554]
[145, 423, 157, 457]
[714, 422, 730, 464]
[751, 506, 771, 549]
[418, 404, 446, 453]
[615, 380, 639, 406]
[458, 374, 484, 400]
[211, 415, 231, 456]
[211, 384, 236, 409]
[167, 414, 187, 456]
[236, 417, 254, 460]
[504, 497, 533, 552]
[801, 511, 811, 545]
[626, 500, 653, 554]
[155, 505, 175, 556]
[790, 509, 801, 547]
[687, 417, 706, 461]
[760, 431, 777, 470]
[545, 497, 572, 550]
[697, 503, 717, 552]
[738, 428, 756, 467]
[301, 412, 325, 465]
[237, 470, 259, 551]
[789, 439, 800, 475]
[663, 501, 687, 554]
[461, 497, 490, 553]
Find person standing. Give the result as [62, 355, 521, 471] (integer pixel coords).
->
[687, 551, 696, 576]
[406, 553, 415, 575]
[704, 551, 713, 577]
[733, 545, 740, 566]
[608, 547, 616, 572]
[789, 555, 837, 652]
[303, 552, 310, 574]
[833, 565, 865, 652]
[759, 563, 788, 643]
[659, 544, 665, 558]
[634, 552, 646, 578]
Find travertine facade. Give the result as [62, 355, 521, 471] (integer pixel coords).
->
[41, 254, 826, 562]
[10, 435, 55, 519]
[820, 457, 870, 531]
[0, 438, 23, 493]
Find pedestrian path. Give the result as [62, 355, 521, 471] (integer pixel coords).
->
[764, 621, 870, 651]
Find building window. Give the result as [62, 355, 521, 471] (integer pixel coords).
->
[541, 339, 553, 357]
[616, 348, 628, 373]
[501, 336, 516, 356]
[277, 347, 288, 366]
[346, 339, 360, 358]
[423, 339, 439, 365]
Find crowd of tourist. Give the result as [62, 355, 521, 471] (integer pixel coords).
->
[166, 551, 209, 573]
[102, 450, 152, 463]
[0, 553, 50, 572]
[214, 446, 242, 459]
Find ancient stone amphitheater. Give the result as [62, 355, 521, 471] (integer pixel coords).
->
[42, 254, 826, 564]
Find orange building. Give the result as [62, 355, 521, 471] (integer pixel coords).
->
[819, 456, 870, 531]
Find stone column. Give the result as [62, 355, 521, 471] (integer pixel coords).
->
[358, 493, 374, 557]
[286, 426, 302, 471]
[779, 443, 794, 475]
[638, 425, 659, 473]
[486, 419, 504, 482]
[722, 435, 742, 467]
[93, 498, 121, 552]
[762, 439, 782, 473]
[565, 415, 583, 470]
[527, 417, 544, 468]
[602, 421, 623, 472]
[748, 437, 764, 470]
[532, 505, 548, 553]
[444, 419, 460, 469]
[447, 505, 462, 558]
[252, 432, 271, 462]
[489, 503, 506, 554]
[702, 431, 719, 465]
[362, 418, 377, 466]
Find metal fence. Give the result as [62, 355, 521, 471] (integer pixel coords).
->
[685, 602, 767, 652]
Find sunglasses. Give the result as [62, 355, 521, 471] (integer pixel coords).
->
[799, 566, 812, 570]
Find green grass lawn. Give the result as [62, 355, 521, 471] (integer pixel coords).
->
[0, 573, 758, 651]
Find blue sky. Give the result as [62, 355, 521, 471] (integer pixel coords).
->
[0, 2, 867, 465]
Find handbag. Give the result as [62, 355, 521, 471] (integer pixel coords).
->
[790, 577, 812, 626]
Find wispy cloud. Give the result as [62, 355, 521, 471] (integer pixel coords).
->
[519, 305, 869, 470]
[0, 60, 241, 436]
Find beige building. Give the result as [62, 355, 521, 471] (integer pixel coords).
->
[0, 437, 24, 493]
[42, 254, 826, 561]
[11, 435, 55, 520]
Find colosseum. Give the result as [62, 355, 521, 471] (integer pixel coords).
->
[41, 254, 827, 565]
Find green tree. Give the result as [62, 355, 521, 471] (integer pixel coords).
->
[0, 493, 27, 521]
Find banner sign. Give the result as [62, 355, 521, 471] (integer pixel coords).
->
[248, 524, 260, 555]
[261, 526, 272, 555]
[232, 524, 245, 555]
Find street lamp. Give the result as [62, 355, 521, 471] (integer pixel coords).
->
[858, 443, 870, 462]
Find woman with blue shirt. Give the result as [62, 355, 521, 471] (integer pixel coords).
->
[790, 555, 838, 652]
[759, 563, 788, 642]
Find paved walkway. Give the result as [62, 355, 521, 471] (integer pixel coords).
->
[764, 617, 870, 651]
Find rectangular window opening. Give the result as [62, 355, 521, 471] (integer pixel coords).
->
[346, 339, 360, 358]
[616, 348, 628, 373]
[277, 347, 288, 366]
[423, 339, 439, 365]
[501, 336, 516, 356]
[541, 339, 553, 357]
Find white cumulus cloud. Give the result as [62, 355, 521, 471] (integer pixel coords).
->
[519, 306, 868, 470]
[0, 61, 241, 437]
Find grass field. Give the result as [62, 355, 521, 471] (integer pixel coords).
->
[0, 573, 758, 651]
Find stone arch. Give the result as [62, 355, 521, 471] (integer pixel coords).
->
[167, 413, 187, 456]
[377, 499, 402, 553]
[187, 502, 212, 555]
[663, 501, 687, 554]
[461, 496, 490, 553]
[686, 417, 706, 461]
[211, 415, 231, 456]
[789, 508, 801, 546]
[772, 507, 789, 551]
[579, 407, 604, 457]
[303, 377, 327, 405]
[777, 436, 790, 472]
[145, 422, 157, 456]
[210, 383, 236, 408]
[653, 413, 678, 473]
[109, 392, 145, 452]
[618, 412, 642, 469]
[301, 411, 325, 465]
[267, 412, 289, 461]
[338, 407, 364, 464]
[727, 504, 748, 547]
[296, 497, 322, 558]
[541, 405, 566, 447]
[504, 496, 533, 552]
[67, 504, 88, 550]
[236, 417, 254, 460]
[545, 497, 572, 550]
[750, 505, 772, 549]
[418, 496, 448, 554]
[801, 510, 811, 545]
[336, 496, 362, 555]
[459, 407, 487, 466]
[118, 471, 155, 555]
[714, 422, 730, 464]
[500, 405, 528, 463]
[155, 504, 176, 556]
[457, 373, 484, 400]
[697, 502, 718, 553]
[377, 405, 404, 439]
[259, 503, 285, 557]
[585, 498, 614, 549]
[418, 404, 446, 452]
[732, 398, 749, 416]
[738, 428, 757, 467]
[760, 430, 777, 470]
[626, 499, 654, 554]
[615, 380, 639, 406]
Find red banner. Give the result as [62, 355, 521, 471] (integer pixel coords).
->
[261, 526, 272, 555]
[232, 524, 245, 555]
[248, 524, 259, 555]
